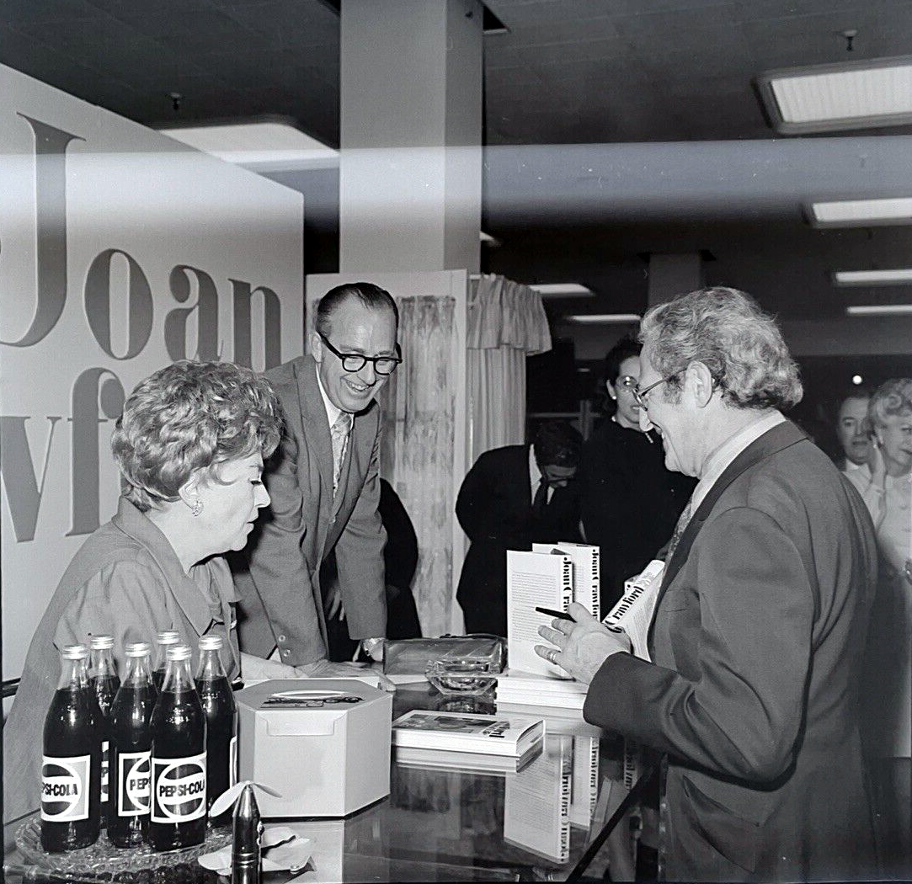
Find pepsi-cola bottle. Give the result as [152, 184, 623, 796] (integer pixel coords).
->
[152, 630, 180, 692]
[89, 634, 120, 826]
[108, 641, 156, 848]
[41, 645, 102, 852]
[195, 635, 237, 825]
[149, 644, 207, 850]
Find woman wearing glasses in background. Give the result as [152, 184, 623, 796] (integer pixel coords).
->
[577, 335, 695, 613]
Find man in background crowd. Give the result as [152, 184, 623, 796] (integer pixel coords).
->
[235, 282, 400, 669]
[835, 386, 873, 476]
[537, 287, 879, 882]
[456, 421, 582, 636]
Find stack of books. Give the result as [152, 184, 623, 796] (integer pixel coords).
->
[391, 710, 545, 774]
[494, 670, 588, 712]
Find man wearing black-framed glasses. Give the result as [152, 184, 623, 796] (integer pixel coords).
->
[236, 282, 399, 681]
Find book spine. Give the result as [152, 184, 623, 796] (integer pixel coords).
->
[588, 738, 600, 815]
[588, 548, 600, 617]
[604, 577, 648, 626]
[559, 747, 572, 862]
[622, 739, 639, 791]
[560, 558, 573, 614]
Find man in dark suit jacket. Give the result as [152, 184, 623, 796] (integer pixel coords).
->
[456, 421, 582, 636]
[536, 287, 879, 882]
[234, 283, 400, 669]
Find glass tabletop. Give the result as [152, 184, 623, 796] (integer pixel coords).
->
[4, 684, 646, 883]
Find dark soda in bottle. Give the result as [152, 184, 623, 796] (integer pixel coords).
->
[149, 644, 207, 850]
[41, 644, 102, 852]
[108, 641, 156, 847]
[152, 630, 180, 692]
[89, 634, 120, 826]
[195, 635, 237, 825]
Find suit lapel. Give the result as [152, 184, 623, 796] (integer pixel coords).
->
[657, 420, 808, 598]
[296, 356, 336, 499]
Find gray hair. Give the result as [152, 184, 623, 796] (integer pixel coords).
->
[639, 286, 802, 410]
[869, 378, 912, 427]
[112, 360, 282, 512]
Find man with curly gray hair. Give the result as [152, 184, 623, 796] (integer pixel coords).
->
[536, 287, 879, 881]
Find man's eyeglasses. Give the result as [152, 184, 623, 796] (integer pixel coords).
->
[319, 332, 402, 376]
[632, 371, 682, 409]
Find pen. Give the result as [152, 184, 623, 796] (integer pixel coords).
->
[535, 606, 573, 621]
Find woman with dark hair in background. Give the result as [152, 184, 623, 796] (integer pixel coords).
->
[578, 336, 695, 612]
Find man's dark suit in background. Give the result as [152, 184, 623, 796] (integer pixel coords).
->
[456, 442, 581, 636]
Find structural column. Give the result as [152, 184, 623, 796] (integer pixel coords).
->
[339, 0, 483, 273]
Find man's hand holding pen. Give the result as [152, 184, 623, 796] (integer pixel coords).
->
[534, 602, 632, 685]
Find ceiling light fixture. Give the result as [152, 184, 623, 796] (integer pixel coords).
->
[757, 54, 912, 134]
[480, 231, 501, 247]
[808, 197, 912, 227]
[530, 283, 595, 298]
[846, 304, 912, 316]
[833, 269, 912, 286]
[564, 314, 641, 325]
[157, 118, 339, 170]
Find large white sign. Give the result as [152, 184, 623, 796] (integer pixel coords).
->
[0, 64, 304, 684]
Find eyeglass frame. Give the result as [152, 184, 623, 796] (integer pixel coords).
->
[318, 331, 402, 376]
[632, 370, 683, 409]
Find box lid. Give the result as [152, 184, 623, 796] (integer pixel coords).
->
[236, 678, 387, 712]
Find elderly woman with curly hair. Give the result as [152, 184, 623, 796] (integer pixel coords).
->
[4, 360, 352, 822]
[846, 377, 912, 872]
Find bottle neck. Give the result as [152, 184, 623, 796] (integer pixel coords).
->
[161, 657, 196, 694]
[91, 648, 117, 680]
[195, 647, 227, 682]
[123, 654, 154, 688]
[57, 656, 91, 691]
[154, 643, 177, 672]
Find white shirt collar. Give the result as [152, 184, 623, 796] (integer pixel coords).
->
[314, 362, 343, 429]
[689, 410, 786, 515]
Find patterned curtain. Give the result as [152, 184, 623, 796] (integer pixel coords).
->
[380, 296, 456, 637]
[467, 274, 551, 462]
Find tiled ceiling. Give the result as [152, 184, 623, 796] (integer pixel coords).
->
[4, 0, 912, 145]
[2, 0, 912, 333]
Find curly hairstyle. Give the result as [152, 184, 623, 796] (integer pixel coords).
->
[111, 360, 282, 512]
[869, 378, 912, 428]
[639, 286, 802, 410]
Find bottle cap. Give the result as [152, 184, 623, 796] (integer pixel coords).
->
[62, 644, 89, 660]
[199, 635, 224, 651]
[156, 630, 181, 645]
[166, 644, 192, 662]
[125, 641, 152, 657]
[89, 634, 115, 650]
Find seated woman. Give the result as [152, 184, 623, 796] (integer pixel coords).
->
[4, 360, 369, 823]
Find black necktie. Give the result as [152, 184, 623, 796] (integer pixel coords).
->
[532, 478, 549, 519]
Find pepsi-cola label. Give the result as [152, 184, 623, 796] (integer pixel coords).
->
[41, 755, 91, 822]
[117, 751, 151, 816]
[150, 752, 206, 823]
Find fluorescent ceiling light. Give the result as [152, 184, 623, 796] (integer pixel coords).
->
[809, 197, 912, 227]
[757, 55, 912, 134]
[480, 231, 501, 247]
[834, 269, 912, 286]
[564, 314, 641, 324]
[158, 120, 338, 169]
[530, 283, 594, 298]
[846, 304, 912, 316]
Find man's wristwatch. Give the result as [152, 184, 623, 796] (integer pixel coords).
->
[361, 637, 384, 659]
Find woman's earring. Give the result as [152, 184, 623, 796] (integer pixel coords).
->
[191, 499, 203, 517]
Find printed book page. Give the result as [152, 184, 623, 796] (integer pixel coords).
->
[531, 542, 600, 616]
[507, 550, 573, 677]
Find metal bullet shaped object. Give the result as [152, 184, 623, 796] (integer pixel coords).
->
[231, 783, 262, 884]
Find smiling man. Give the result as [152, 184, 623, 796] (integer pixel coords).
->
[536, 287, 880, 882]
[235, 282, 399, 669]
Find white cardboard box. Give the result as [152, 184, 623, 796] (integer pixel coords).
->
[235, 678, 392, 818]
